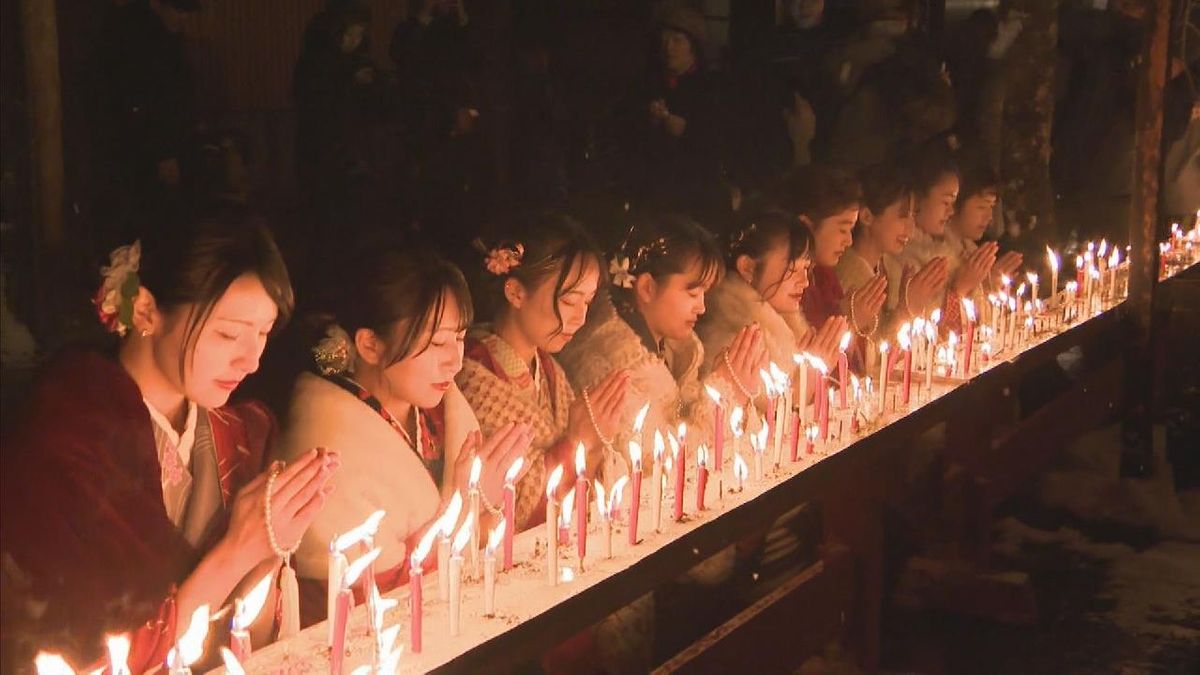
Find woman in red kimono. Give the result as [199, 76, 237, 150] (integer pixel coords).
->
[1, 214, 337, 673]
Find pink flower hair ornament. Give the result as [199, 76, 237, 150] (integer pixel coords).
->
[93, 240, 142, 336]
[477, 240, 525, 276]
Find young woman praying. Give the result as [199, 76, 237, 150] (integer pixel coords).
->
[275, 241, 532, 619]
[1, 215, 334, 673]
[944, 161, 1024, 301]
[458, 213, 630, 531]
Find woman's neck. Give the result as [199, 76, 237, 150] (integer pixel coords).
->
[354, 364, 414, 428]
[852, 237, 885, 270]
[492, 312, 539, 370]
[119, 341, 188, 432]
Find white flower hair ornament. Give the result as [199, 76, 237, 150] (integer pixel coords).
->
[482, 242, 525, 276]
[93, 240, 142, 336]
[313, 324, 357, 376]
[609, 255, 635, 289]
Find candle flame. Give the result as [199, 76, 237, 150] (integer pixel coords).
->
[370, 584, 398, 635]
[575, 442, 586, 474]
[759, 369, 774, 396]
[34, 654, 75, 675]
[220, 648, 247, 675]
[962, 297, 976, 323]
[913, 317, 926, 334]
[982, 343, 992, 356]
[105, 635, 130, 675]
[468, 456, 483, 488]
[344, 549, 382, 588]
[1016, 282, 1027, 297]
[628, 440, 642, 470]
[487, 519, 506, 554]
[930, 308, 942, 325]
[1066, 281, 1078, 292]
[1008, 297, 1017, 311]
[667, 430, 680, 459]
[879, 340, 889, 355]
[170, 604, 210, 669]
[835, 330, 851, 354]
[1025, 315, 1034, 328]
[677, 422, 687, 441]
[1047, 246, 1059, 272]
[730, 407, 745, 437]
[769, 361, 788, 387]
[1026, 271, 1038, 285]
[547, 464, 565, 498]
[653, 430, 666, 459]
[504, 456, 525, 484]
[704, 383, 721, 404]
[560, 487, 575, 526]
[1109, 249, 1119, 266]
[806, 424, 819, 441]
[609, 475, 629, 514]
[560, 568, 576, 583]
[231, 571, 273, 631]
[733, 453, 749, 481]
[1098, 239, 1108, 258]
[1024, 301, 1032, 314]
[752, 420, 768, 452]
[335, 510, 387, 551]
[451, 514, 474, 554]
[594, 480, 608, 518]
[633, 402, 650, 434]
[948, 331, 958, 347]
[809, 355, 829, 375]
[440, 492, 464, 537]
[696, 444, 707, 468]
[793, 351, 812, 366]
[1087, 241, 1095, 253]
[412, 523, 439, 568]
[897, 324, 912, 350]
[850, 374, 860, 394]
[1000, 274, 1011, 288]
[1076, 254, 1085, 270]
[924, 322, 936, 341]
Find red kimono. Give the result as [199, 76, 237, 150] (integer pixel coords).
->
[802, 264, 845, 329]
[0, 350, 272, 673]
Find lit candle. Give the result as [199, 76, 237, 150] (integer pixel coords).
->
[167, 605, 210, 675]
[1075, 254, 1085, 290]
[1027, 271, 1039, 306]
[632, 402, 650, 452]
[326, 537, 347, 646]
[794, 352, 811, 424]
[593, 480, 608, 559]
[878, 341, 890, 411]
[408, 527, 437, 653]
[484, 520, 504, 617]
[229, 572, 272, 662]
[627, 441, 643, 544]
[962, 298, 976, 376]
[34, 654, 77, 675]
[330, 549, 380, 674]
[704, 384, 724, 471]
[672, 424, 687, 521]
[467, 456, 482, 579]
[436, 493, 463, 602]
[898, 323, 913, 406]
[574, 442, 588, 563]
[1047, 246, 1059, 302]
[838, 331, 851, 409]
[751, 419, 766, 480]
[449, 515, 472, 636]
[559, 486, 574, 547]
[923, 321, 936, 393]
[546, 465, 563, 585]
[695, 445, 709, 510]
[368, 585, 400, 675]
[806, 423, 818, 456]
[733, 451, 748, 491]
[105, 635, 131, 675]
[788, 394, 803, 461]
[605, 476, 628, 559]
[502, 457, 523, 570]
[220, 648, 246, 675]
[651, 430, 665, 532]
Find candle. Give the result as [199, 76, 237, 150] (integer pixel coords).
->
[467, 457, 482, 579]
[484, 521, 504, 616]
[769, 363, 789, 466]
[229, 572, 272, 662]
[34, 654, 77, 675]
[704, 384, 724, 470]
[962, 298, 976, 375]
[695, 445, 709, 510]
[502, 457, 523, 570]
[751, 419, 766, 480]
[603, 476, 628, 559]
[672, 424, 687, 521]
[368, 586, 400, 675]
[788, 396, 802, 461]
[326, 538, 347, 646]
[1047, 247, 1059, 302]
[651, 430, 665, 532]
[627, 441, 642, 544]
[794, 352, 811, 424]
[820, 388, 833, 441]
[330, 549, 380, 674]
[436, 492, 463, 602]
[806, 423, 818, 455]
[574, 442, 588, 563]
[922, 321, 936, 393]
[408, 527, 437, 653]
[838, 331, 851, 409]
[331, 511, 385, 633]
[559, 486, 574, 547]
[1027, 271, 1039, 305]
[449, 516, 472, 636]
[760, 367, 776, 447]
[898, 323, 912, 406]
[167, 605, 210, 675]
[733, 452, 748, 491]
[220, 648, 246, 675]
[878, 341, 890, 411]
[546, 465, 563, 585]
[106, 635, 131, 675]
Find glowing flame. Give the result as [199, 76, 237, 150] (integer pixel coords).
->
[806, 424, 819, 442]
[948, 331, 959, 347]
[1098, 239, 1108, 258]
[677, 422, 687, 442]
[850, 374, 860, 398]
[1066, 281, 1078, 293]
[1109, 249, 1119, 267]
[369, 583, 398, 637]
[879, 340, 889, 356]
[962, 297, 976, 323]
[468, 456, 483, 488]
[335, 510, 387, 551]
[897, 327, 912, 351]
[628, 440, 643, 470]
[809, 355, 829, 375]
[504, 456, 525, 485]
[704, 384, 721, 404]
[839, 331, 852, 353]
[486, 520, 506, 554]
[105, 635, 130, 675]
[34, 654, 75, 675]
[1026, 271, 1038, 286]
[344, 548, 382, 588]
[1000, 274, 1011, 288]
[575, 442, 586, 475]
[546, 465, 565, 498]
[913, 317, 926, 335]
[594, 480, 608, 518]
[411, 522, 439, 568]
[1008, 297, 1017, 311]
[440, 492, 463, 537]
[220, 648, 246, 675]
[759, 369, 774, 396]
[696, 445, 708, 468]
[1016, 282, 1027, 297]
[1047, 246, 1059, 273]
[169, 604, 210, 670]
[1076, 254, 1085, 270]
[666, 430, 680, 459]
[560, 487, 575, 526]
[733, 453, 749, 481]
[452, 513, 474, 554]
[232, 571, 273, 632]
[752, 420, 768, 453]
[924, 322, 936, 341]
[730, 407, 745, 437]
[653, 430, 666, 460]
[609, 476, 629, 514]
[793, 351, 812, 366]
[633, 402, 651, 434]
[930, 308, 942, 324]
[769, 362, 788, 388]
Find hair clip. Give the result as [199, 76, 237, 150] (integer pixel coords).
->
[93, 240, 142, 336]
[474, 238, 525, 276]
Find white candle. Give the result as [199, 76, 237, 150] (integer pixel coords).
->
[545, 465, 563, 585]
[483, 521, 504, 616]
[651, 430, 665, 532]
[449, 515, 472, 636]
[436, 492, 463, 602]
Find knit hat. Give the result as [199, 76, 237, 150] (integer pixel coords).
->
[656, 4, 709, 51]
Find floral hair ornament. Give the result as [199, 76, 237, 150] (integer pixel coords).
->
[473, 238, 525, 276]
[313, 324, 356, 376]
[93, 240, 142, 336]
[609, 255, 635, 289]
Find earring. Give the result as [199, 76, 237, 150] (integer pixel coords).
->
[140, 328, 151, 338]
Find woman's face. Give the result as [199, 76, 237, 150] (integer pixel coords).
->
[154, 273, 278, 410]
[789, 0, 825, 28]
[378, 291, 467, 410]
[952, 190, 998, 242]
[810, 207, 858, 267]
[510, 255, 601, 354]
[661, 29, 696, 75]
[746, 236, 811, 314]
[341, 24, 366, 53]
[865, 194, 916, 256]
[915, 173, 959, 237]
[638, 256, 715, 342]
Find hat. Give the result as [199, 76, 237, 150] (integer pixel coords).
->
[656, 3, 709, 50]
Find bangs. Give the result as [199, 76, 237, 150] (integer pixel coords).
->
[685, 246, 725, 289]
[390, 267, 474, 363]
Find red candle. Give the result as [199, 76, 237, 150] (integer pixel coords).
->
[806, 424, 817, 455]
[764, 394, 777, 454]
[409, 567, 424, 653]
[330, 587, 351, 675]
[706, 385, 724, 468]
[672, 426, 687, 522]
[695, 446, 709, 511]
[901, 349, 912, 406]
[502, 457, 523, 571]
[574, 444, 588, 562]
[628, 441, 642, 546]
[788, 403, 802, 461]
[819, 387, 831, 441]
[838, 332, 851, 409]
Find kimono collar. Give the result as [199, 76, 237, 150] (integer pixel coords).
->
[664, 62, 698, 89]
[615, 301, 666, 357]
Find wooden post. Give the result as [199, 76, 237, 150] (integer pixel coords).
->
[1120, 0, 1171, 478]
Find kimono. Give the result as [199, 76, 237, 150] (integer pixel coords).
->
[801, 264, 845, 331]
[0, 350, 272, 673]
[457, 328, 575, 532]
[274, 371, 477, 621]
[834, 248, 908, 373]
[698, 272, 811, 374]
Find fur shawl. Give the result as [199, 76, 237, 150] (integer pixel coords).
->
[697, 273, 810, 374]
